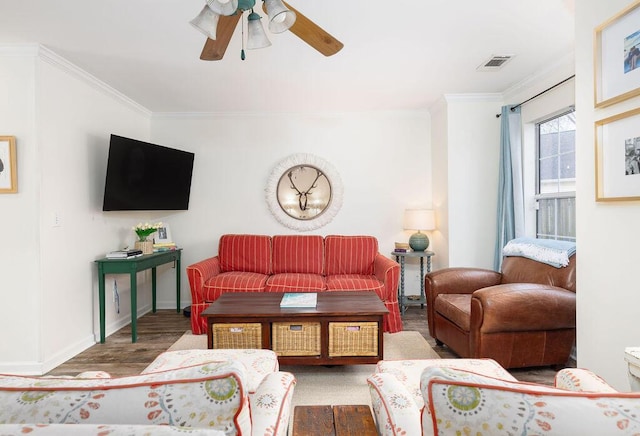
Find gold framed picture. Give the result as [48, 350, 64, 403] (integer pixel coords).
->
[594, 0, 640, 108]
[595, 107, 640, 201]
[0, 136, 17, 194]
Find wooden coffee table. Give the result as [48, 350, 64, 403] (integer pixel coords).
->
[201, 291, 388, 365]
[292, 405, 377, 436]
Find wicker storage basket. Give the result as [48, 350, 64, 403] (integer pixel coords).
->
[328, 322, 378, 357]
[212, 323, 262, 349]
[272, 322, 321, 356]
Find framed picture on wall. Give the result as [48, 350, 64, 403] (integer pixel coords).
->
[595, 0, 640, 108]
[0, 136, 17, 194]
[595, 107, 640, 201]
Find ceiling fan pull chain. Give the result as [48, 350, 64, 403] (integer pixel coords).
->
[241, 11, 246, 60]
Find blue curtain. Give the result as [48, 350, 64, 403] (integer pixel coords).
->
[494, 105, 523, 270]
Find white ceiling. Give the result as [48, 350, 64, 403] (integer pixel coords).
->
[0, 0, 575, 114]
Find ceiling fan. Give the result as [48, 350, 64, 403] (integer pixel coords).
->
[190, 0, 343, 61]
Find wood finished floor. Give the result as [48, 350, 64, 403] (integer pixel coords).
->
[48, 306, 570, 384]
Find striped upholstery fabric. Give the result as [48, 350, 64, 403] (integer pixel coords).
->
[186, 234, 404, 334]
[204, 272, 269, 298]
[186, 256, 222, 335]
[326, 275, 385, 297]
[265, 273, 327, 292]
[324, 235, 377, 275]
[219, 234, 272, 274]
[272, 235, 324, 274]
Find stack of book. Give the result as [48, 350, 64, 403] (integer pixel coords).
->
[153, 242, 177, 252]
[106, 249, 143, 259]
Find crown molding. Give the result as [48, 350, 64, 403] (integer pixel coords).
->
[0, 43, 151, 117]
[502, 53, 575, 102]
[442, 93, 504, 103]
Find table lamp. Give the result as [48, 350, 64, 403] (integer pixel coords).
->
[403, 209, 435, 251]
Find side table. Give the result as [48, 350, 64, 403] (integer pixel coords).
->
[391, 250, 435, 315]
[95, 249, 182, 343]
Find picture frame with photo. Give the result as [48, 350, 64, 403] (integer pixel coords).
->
[595, 107, 640, 201]
[0, 136, 17, 194]
[154, 224, 173, 244]
[594, 0, 640, 108]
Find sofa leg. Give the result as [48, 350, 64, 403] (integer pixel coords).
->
[435, 339, 444, 346]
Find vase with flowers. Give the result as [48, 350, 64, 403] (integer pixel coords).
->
[133, 222, 162, 254]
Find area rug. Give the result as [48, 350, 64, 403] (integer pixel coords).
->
[168, 330, 440, 408]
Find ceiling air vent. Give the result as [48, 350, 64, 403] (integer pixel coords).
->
[477, 54, 514, 71]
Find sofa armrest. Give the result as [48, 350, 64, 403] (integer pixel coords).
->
[250, 372, 296, 436]
[186, 256, 221, 306]
[373, 253, 399, 303]
[470, 283, 576, 333]
[367, 373, 422, 436]
[555, 368, 618, 393]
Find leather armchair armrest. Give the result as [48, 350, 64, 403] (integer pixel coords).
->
[425, 267, 502, 297]
[373, 253, 400, 303]
[470, 283, 576, 333]
[425, 268, 501, 336]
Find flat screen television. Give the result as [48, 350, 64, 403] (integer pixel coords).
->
[102, 134, 195, 211]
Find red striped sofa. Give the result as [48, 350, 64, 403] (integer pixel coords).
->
[187, 234, 402, 334]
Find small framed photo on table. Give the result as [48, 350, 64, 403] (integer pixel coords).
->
[0, 136, 17, 194]
[595, 107, 640, 201]
[594, 0, 640, 108]
[155, 224, 173, 244]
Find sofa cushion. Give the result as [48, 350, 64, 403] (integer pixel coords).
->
[421, 367, 640, 436]
[326, 275, 385, 300]
[433, 293, 472, 331]
[203, 272, 269, 300]
[265, 273, 327, 292]
[0, 361, 251, 434]
[324, 235, 377, 275]
[219, 234, 272, 275]
[272, 235, 324, 274]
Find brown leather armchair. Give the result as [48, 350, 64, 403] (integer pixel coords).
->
[425, 254, 576, 368]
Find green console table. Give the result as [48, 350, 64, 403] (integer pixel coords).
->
[95, 249, 182, 343]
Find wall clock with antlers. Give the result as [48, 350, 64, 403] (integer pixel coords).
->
[265, 153, 343, 231]
[191, 0, 343, 61]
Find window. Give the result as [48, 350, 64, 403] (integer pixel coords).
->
[535, 110, 576, 242]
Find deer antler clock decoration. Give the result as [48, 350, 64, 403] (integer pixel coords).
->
[266, 153, 343, 231]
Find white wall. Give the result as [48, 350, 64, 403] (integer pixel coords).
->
[0, 48, 40, 370]
[576, 0, 640, 390]
[0, 46, 152, 374]
[149, 111, 433, 302]
[429, 95, 503, 270]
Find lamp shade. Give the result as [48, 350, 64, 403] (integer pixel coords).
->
[190, 5, 219, 40]
[246, 12, 272, 49]
[264, 0, 296, 33]
[207, 0, 238, 16]
[403, 209, 435, 231]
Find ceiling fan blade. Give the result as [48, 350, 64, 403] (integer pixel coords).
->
[200, 13, 242, 61]
[263, 1, 343, 57]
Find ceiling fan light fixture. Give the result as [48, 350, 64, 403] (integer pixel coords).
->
[207, 0, 239, 16]
[263, 0, 296, 33]
[190, 5, 220, 40]
[246, 11, 271, 49]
